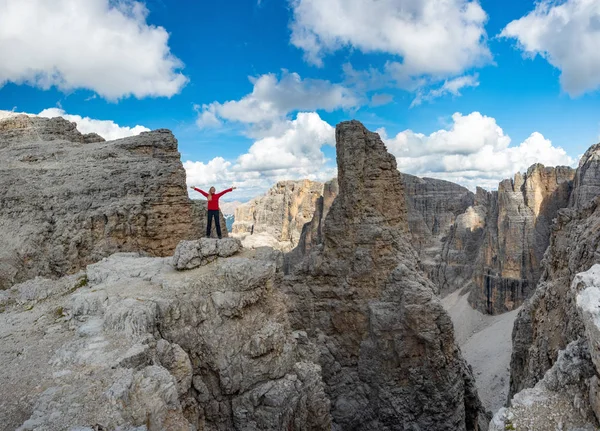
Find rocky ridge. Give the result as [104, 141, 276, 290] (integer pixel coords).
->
[0, 114, 208, 289]
[283, 121, 489, 430]
[0, 239, 330, 430]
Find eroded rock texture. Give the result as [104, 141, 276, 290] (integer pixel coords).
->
[0, 115, 204, 289]
[0, 243, 330, 430]
[283, 121, 488, 430]
[509, 144, 600, 398]
[400, 174, 476, 294]
[466, 165, 575, 314]
[232, 180, 324, 251]
[493, 264, 600, 430]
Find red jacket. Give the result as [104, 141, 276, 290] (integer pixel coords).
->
[194, 188, 232, 211]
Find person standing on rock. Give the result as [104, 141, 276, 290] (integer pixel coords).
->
[190, 186, 236, 239]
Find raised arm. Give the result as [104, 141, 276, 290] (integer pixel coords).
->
[215, 187, 236, 198]
[190, 186, 208, 197]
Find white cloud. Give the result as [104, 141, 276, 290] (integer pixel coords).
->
[0, 0, 187, 100]
[501, 0, 600, 96]
[196, 71, 360, 130]
[37, 108, 150, 140]
[289, 0, 492, 77]
[379, 112, 576, 190]
[185, 112, 336, 200]
[411, 74, 479, 107]
[0, 108, 149, 140]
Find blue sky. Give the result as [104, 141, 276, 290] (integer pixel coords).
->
[1, 0, 599, 200]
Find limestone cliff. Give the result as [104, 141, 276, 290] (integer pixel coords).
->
[396, 166, 573, 315]
[232, 180, 324, 251]
[466, 165, 575, 314]
[509, 144, 600, 398]
[400, 173, 476, 293]
[0, 240, 330, 430]
[0, 115, 205, 289]
[283, 121, 489, 430]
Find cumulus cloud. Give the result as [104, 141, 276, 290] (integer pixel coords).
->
[289, 0, 492, 77]
[0, 0, 187, 100]
[196, 71, 359, 131]
[501, 0, 600, 96]
[379, 112, 576, 190]
[185, 112, 336, 200]
[0, 108, 149, 140]
[37, 108, 150, 140]
[411, 74, 479, 107]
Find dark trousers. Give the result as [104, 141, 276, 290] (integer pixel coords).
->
[207, 210, 222, 238]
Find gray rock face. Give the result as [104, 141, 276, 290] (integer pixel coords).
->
[0, 115, 204, 289]
[509, 144, 600, 398]
[494, 264, 600, 430]
[171, 238, 242, 270]
[400, 173, 476, 294]
[283, 121, 488, 430]
[491, 339, 598, 431]
[0, 248, 330, 430]
[467, 165, 575, 314]
[232, 180, 324, 250]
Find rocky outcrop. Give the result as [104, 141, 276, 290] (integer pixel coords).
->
[494, 264, 600, 430]
[509, 144, 600, 398]
[0, 115, 204, 289]
[283, 121, 488, 430]
[232, 180, 324, 251]
[0, 242, 330, 430]
[171, 237, 241, 269]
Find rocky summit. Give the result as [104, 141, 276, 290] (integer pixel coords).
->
[283, 120, 489, 430]
[0, 115, 211, 290]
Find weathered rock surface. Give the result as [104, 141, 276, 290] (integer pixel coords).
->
[509, 144, 600, 398]
[285, 179, 339, 269]
[232, 180, 324, 251]
[283, 121, 489, 430]
[0, 246, 330, 430]
[400, 174, 476, 294]
[495, 264, 600, 430]
[491, 339, 597, 431]
[0, 115, 204, 289]
[171, 238, 241, 270]
[464, 165, 575, 314]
